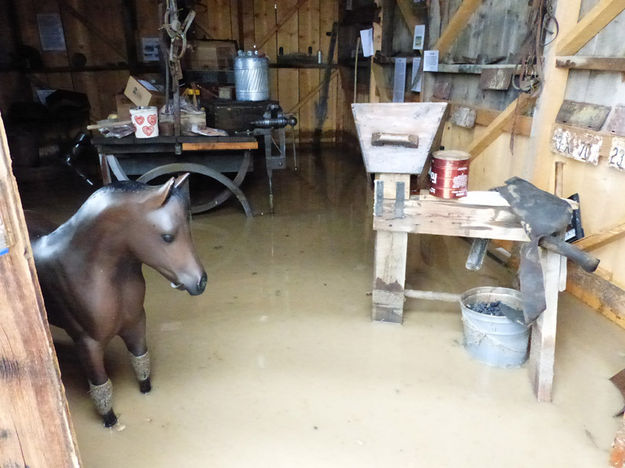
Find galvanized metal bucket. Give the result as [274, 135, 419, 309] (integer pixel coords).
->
[234, 50, 269, 101]
[459, 286, 530, 368]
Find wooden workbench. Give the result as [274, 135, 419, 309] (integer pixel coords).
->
[92, 135, 262, 216]
[372, 180, 564, 402]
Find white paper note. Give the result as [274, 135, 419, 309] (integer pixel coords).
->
[360, 28, 374, 57]
[413, 25, 425, 50]
[393, 58, 407, 102]
[423, 50, 439, 72]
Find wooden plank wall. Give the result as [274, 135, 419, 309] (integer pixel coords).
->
[424, 0, 533, 189]
[0, 0, 344, 145]
[424, 0, 625, 316]
[531, 0, 625, 289]
[197, 0, 343, 144]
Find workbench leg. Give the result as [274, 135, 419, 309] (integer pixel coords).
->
[372, 230, 408, 323]
[528, 249, 561, 402]
[98, 153, 112, 185]
[264, 133, 274, 213]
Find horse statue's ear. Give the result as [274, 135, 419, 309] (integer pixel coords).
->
[174, 173, 190, 189]
[152, 177, 175, 207]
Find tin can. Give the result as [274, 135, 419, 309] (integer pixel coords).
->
[429, 150, 470, 199]
[234, 50, 270, 101]
[130, 106, 159, 138]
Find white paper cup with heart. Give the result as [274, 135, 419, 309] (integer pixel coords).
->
[130, 106, 159, 138]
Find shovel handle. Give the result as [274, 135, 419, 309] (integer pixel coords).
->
[539, 237, 600, 273]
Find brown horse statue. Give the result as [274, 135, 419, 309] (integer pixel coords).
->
[27, 174, 206, 427]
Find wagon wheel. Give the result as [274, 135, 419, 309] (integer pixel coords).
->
[136, 155, 253, 217]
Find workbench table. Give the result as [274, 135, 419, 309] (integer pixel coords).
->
[372, 176, 565, 402]
[93, 135, 263, 216]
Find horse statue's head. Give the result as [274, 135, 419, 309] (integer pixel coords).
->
[117, 174, 207, 296]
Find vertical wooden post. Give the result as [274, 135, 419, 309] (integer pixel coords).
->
[0, 113, 81, 465]
[372, 174, 410, 323]
[528, 247, 561, 402]
[369, 1, 384, 103]
[528, 162, 567, 402]
[526, 0, 582, 189]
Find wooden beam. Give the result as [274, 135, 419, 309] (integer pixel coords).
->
[373, 192, 530, 242]
[0, 115, 81, 465]
[435, 99, 533, 136]
[256, 0, 309, 50]
[556, 0, 625, 56]
[528, 0, 583, 190]
[573, 221, 625, 251]
[57, 0, 127, 61]
[371, 62, 391, 102]
[368, 3, 384, 103]
[286, 69, 337, 114]
[466, 94, 535, 160]
[182, 141, 258, 151]
[396, 0, 419, 32]
[556, 55, 625, 71]
[567, 262, 625, 330]
[433, 0, 482, 57]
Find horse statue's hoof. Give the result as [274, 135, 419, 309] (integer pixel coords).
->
[103, 409, 118, 428]
[139, 378, 152, 394]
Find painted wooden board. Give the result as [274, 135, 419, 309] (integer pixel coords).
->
[551, 125, 602, 165]
[555, 100, 611, 131]
[372, 191, 529, 241]
[352, 102, 448, 174]
[609, 136, 625, 171]
[606, 106, 625, 136]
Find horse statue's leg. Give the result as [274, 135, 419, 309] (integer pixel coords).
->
[76, 336, 118, 427]
[120, 311, 151, 393]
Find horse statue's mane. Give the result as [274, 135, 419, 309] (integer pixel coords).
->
[96, 180, 190, 209]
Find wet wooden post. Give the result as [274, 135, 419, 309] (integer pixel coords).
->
[0, 113, 81, 467]
[372, 174, 410, 322]
[352, 103, 448, 324]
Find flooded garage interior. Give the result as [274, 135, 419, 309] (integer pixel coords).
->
[17, 147, 625, 467]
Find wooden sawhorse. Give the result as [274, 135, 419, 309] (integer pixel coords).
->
[371, 174, 565, 402]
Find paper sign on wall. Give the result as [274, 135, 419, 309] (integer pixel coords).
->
[37, 13, 66, 51]
[360, 28, 374, 57]
[142, 37, 160, 62]
[413, 25, 425, 50]
[423, 50, 439, 72]
[393, 58, 407, 102]
[411, 57, 422, 92]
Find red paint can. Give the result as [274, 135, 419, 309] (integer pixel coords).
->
[429, 150, 470, 199]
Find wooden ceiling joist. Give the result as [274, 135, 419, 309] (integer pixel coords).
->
[556, 0, 625, 56]
[433, 0, 483, 57]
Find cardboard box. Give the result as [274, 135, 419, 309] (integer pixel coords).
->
[187, 40, 236, 70]
[115, 94, 133, 120]
[123, 76, 165, 107]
